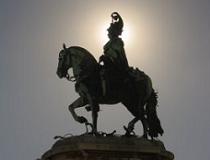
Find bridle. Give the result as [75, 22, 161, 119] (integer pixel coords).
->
[62, 44, 76, 82]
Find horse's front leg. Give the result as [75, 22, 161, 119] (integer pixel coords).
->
[86, 94, 99, 135]
[77, 83, 100, 135]
[69, 97, 88, 123]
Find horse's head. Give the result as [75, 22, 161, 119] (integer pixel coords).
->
[56, 44, 72, 79]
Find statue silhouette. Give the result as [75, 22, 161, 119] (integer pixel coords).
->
[56, 12, 163, 139]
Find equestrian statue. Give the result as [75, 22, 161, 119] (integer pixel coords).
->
[56, 12, 163, 139]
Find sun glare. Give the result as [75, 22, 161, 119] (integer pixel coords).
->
[121, 25, 132, 44]
[98, 23, 133, 46]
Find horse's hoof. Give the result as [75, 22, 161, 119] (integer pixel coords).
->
[85, 131, 100, 136]
[127, 126, 134, 132]
[123, 126, 136, 137]
[93, 131, 101, 136]
[127, 122, 135, 131]
[142, 134, 148, 139]
[78, 116, 88, 123]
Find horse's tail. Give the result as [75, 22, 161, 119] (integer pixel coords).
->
[145, 89, 164, 138]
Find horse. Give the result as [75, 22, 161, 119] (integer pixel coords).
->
[56, 44, 163, 138]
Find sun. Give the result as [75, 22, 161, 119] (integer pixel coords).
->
[98, 22, 133, 46]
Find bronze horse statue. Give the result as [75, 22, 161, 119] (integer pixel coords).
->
[56, 44, 163, 139]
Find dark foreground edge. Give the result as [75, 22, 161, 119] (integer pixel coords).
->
[41, 135, 174, 160]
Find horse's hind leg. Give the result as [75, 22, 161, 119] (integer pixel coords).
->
[140, 116, 149, 139]
[126, 115, 148, 138]
[129, 115, 148, 138]
[138, 105, 149, 139]
[69, 97, 88, 123]
[127, 117, 139, 133]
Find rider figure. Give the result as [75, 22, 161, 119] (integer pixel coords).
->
[99, 12, 129, 96]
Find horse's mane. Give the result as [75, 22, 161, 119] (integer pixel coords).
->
[69, 46, 98, 64]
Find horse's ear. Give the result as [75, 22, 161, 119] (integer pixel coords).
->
[63, 43, 67, 50]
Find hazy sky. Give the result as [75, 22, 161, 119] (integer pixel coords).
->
[1, 0, 210, 160]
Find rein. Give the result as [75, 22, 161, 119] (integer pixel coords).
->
[65, 73, 76, 82]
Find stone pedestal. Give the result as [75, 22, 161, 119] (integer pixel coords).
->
[41, 135, 174, 160]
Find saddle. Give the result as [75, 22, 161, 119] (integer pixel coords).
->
[99, 65, 147, 97]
